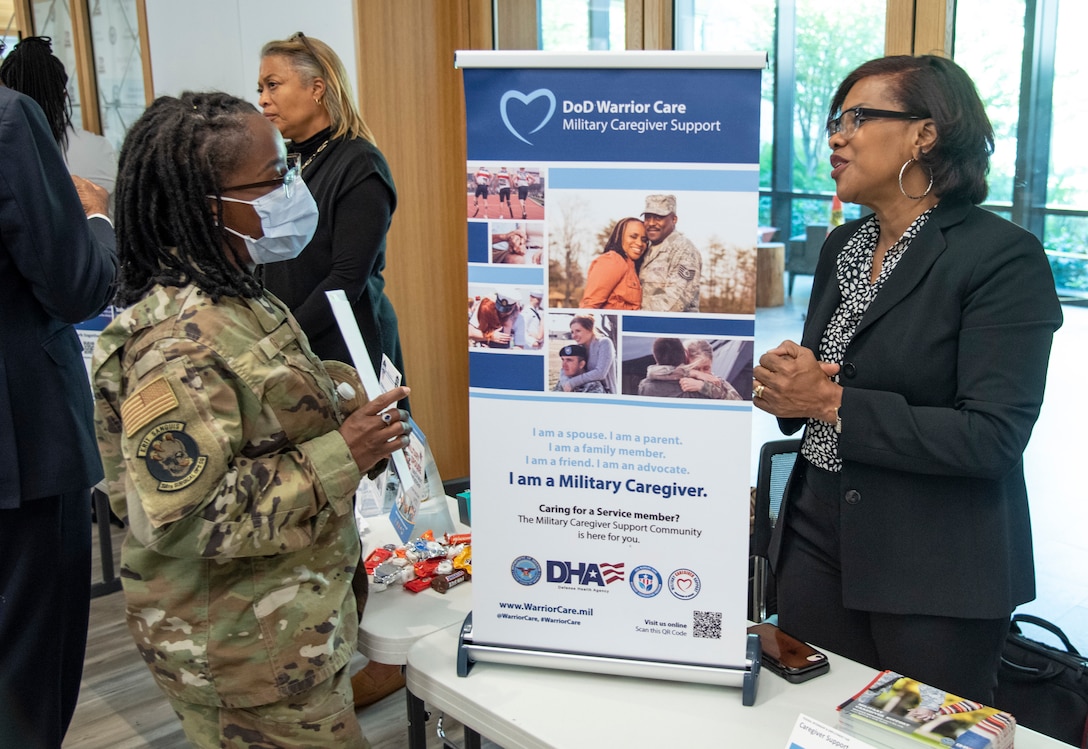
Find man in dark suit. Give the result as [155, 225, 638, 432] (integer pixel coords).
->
[0, 84, 117, 748]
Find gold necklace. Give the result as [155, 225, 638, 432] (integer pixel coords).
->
[300, 139, 330, 173]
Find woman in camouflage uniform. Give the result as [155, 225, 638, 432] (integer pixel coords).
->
[91, 92, 408, 748]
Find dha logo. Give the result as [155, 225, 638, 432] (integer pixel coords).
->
[546, 561, 624, 587]
[500, 88, 556, 145]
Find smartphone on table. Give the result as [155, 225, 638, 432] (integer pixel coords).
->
[748, 622, 830, 683]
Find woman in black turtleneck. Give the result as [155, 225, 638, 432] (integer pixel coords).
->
[258, 33, 405, 396]
[258, 34, 410, 708]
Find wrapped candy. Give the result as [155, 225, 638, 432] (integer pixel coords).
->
[453, 545, 472, 576]
[431, 570, 469, 594]
[364, 548, 392, 574]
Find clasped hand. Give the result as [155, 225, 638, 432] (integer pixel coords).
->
[752, 340, 841, 423]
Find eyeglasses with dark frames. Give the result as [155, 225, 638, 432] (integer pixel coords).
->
[826, 107, 927, 139]
[221, 153, 301, 199]
[290, 31, 319, 59]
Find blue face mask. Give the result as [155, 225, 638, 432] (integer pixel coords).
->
[216, 179, 319, 265]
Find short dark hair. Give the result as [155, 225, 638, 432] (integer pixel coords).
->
[114, 92, 263, 305]
[0, 36, 72, 150]
[652, 337, 686, 367]
[828, 55, 994, 204]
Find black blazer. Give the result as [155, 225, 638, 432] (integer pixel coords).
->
[771, 199, 1063, 619]
[0, 87, 117, 508]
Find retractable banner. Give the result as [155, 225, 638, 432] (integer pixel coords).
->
[459, 51, 764, 672]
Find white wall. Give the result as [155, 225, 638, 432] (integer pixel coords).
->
[145, 0, 357, 108]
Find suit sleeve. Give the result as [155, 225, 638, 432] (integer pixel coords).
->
[0, 93, 116, 323]
[839, 228, 1062, 477]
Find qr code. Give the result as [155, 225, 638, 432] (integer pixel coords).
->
[693, 610, 722, 639]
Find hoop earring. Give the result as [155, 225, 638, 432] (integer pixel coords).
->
[899, 158, 934, 200]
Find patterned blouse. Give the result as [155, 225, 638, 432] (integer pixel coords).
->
[801, 207, 936, 472]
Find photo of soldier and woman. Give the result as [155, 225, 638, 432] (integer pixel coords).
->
[467, 179, 758, 401]
[546, 187, 757, 315]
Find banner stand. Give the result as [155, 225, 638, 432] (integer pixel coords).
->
[455, 613, 762, 706]
[457, 50, 766, 711]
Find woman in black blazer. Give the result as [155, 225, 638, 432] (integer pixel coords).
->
[753, 55, 1063, 703]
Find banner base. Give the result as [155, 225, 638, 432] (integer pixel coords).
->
[455, 613, 761, 706]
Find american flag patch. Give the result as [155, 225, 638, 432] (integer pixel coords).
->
[121, 377, 179, 437]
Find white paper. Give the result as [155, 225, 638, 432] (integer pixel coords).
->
[786, 714, 876, 749]
[325, 289, 417, 497]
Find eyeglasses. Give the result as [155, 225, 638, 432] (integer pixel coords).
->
[291, 31, 318, 60]
[827, 107, 926, 139]
[221, 153, 301, 199]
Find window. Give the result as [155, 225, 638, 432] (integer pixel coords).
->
[955, 0, 1088, 297]
[540, 0, 626, 50]
[20, 0, 148, 152]
[676, 0, 886, 237]
[951, 0, 1024, 208]
[88, 0, 146, 152]
[31, 0, 85, 126]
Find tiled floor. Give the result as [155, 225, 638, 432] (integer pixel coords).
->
[752, 276, 1088, 652]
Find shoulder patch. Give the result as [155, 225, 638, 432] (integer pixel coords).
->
[121, 376, 179, 437]
[677, 264, 696, 281]
[136, 422, 207, 491]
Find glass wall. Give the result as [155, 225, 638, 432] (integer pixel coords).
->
[955, 0, 1088, 297]
[31, 0, 83, 126]
[674, 0, 774, 190]
[88, 0, 146, 152]
[510, 0, 1085, 296]
[951, 0, 1024, 209]
[540, 0, 625, 50]
[675, 0, 886, 238]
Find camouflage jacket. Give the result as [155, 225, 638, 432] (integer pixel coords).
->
[638, 231, 702, 312]
[92, 284, 362, 708]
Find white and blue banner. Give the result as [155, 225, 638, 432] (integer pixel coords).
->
[459, 51, 765, 671]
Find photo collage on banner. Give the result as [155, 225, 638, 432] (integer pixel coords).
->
[462, 54, 765, 672]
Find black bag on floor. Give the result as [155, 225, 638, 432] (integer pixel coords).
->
[993, 613, 1088, 747]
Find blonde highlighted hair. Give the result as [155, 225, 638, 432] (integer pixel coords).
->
[261, 32, 375, 144]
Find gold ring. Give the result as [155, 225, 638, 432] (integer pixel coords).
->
[754, 384, 765, 399]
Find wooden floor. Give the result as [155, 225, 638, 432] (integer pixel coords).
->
[65, 521, 487, 749]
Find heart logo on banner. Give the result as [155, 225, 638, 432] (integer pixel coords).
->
[677, 577, 692, 590]
[499, 88, 556, 145]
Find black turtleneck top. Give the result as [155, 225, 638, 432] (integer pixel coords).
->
[262, 127, 402, 384]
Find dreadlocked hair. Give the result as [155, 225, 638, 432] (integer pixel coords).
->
[0, 36, 72, 150]
[113, 91, 265, 305]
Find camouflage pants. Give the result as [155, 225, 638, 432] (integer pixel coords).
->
[169, 665, 369, 748]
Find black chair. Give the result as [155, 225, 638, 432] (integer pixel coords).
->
[786, 225, 826, 296]
[749, 438, 801, 622]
